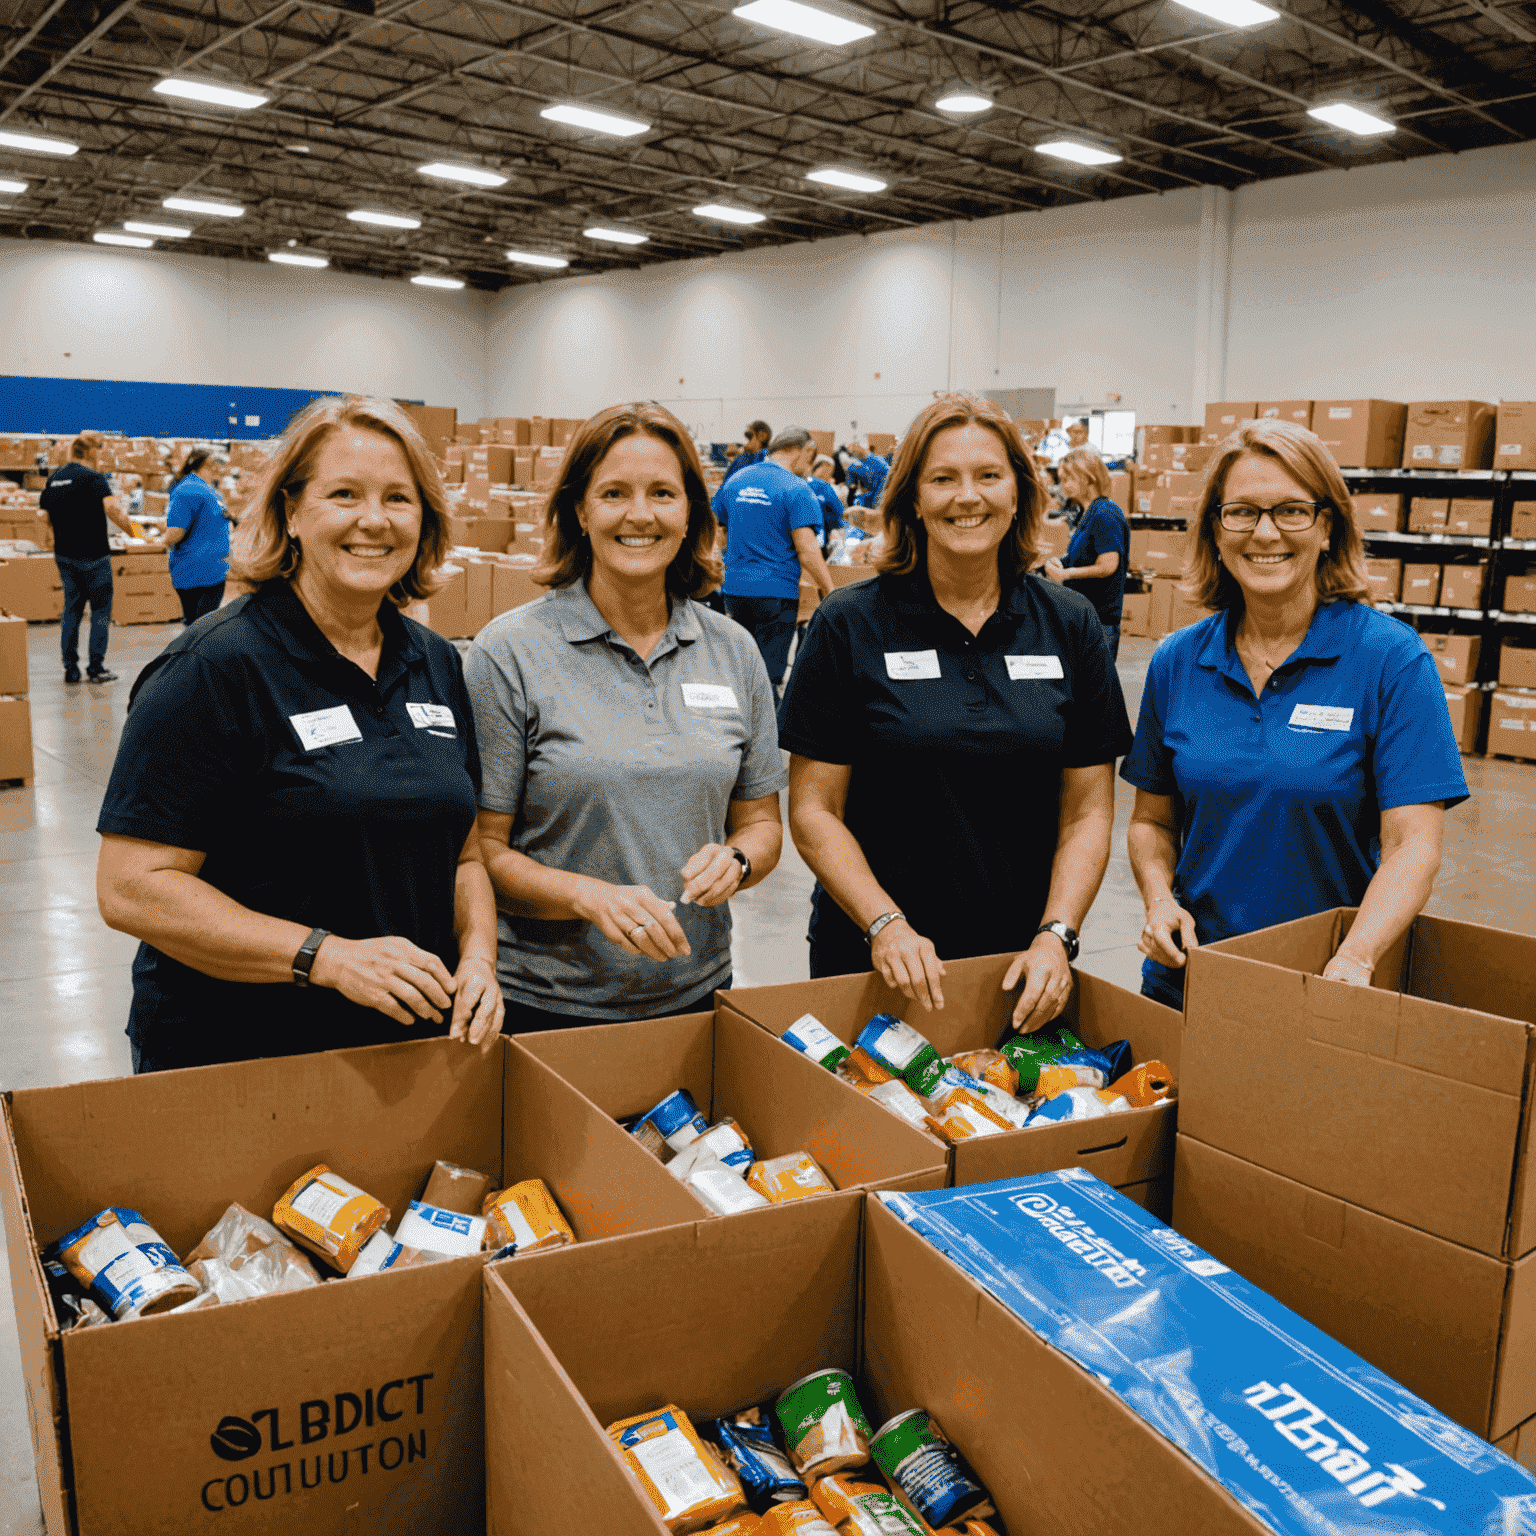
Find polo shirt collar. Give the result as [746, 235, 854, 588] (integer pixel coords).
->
[256, 580, 422, 674]
[1197, 598, 1351, 686]
[884, 566, 1032, 621]
[553, 577, 701, 653]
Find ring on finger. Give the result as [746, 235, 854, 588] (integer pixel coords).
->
[630, 920, 650, 938]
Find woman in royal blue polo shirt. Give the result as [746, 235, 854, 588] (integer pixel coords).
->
[1122, 418, 1467, 1009]
[163, 447, 232, 625]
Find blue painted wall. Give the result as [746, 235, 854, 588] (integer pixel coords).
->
[0, 376, 359, 438]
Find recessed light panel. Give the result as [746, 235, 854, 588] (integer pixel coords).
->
[268, 250, 329, 268]
[540, 104, 650, 137]
[164, 196, 244, 217]
[153, 78, 268, 110]
[731, 0, 874, 46]
[584, 227, 650, 245]
[1174, 0, 1279, 23]
[0, 130, 77, 156]
[693, 203, 767, 225]
[1036, 139, 1123, 166]
[1307, 102, 1394, 135]
[418, 162, 507, 188]
[807, 168, 887, 193]
[506, 250, 570, 268]
[411, 274, 465, 289]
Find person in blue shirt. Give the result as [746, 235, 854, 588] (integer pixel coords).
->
[714, 426, 834, 688]
[806, 457, 844, 550]
[1121, 418, 1468, 1010]
[1045, 447, 1128, 659]
[163, 448, 232, 625]
[724, 420, 771, 481]
[845, 442, 890, 507]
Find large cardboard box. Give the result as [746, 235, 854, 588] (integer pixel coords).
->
[1353, 490, 1404, 532]
[528, 417, 551, 448]
[1146, 574, 1177, 638]
[1497, 1416, 1536, 1475]
[1120, 589, 1151, 637]
[808, 429, 834, 456]
[1256, 399, 1312, 429]
[1512, 502, 1536, 541]
[1408, 496, 1449, 533]
[519, 1008, 947, 1211]
[447, 517, 515, 555]
[1201, 401, 1256, 444]
[0, 695, 33, 783]
[717, 954, 1180, 1207]
[1442, 683, 1484, 751]
[0, 558, 63, 621]
[113, 593, 182, 625]
[1364, 557, 1403, 603]
[1423, 632, 1481, 685]
[1167, 588, 1217, 633]
[490, 564, 543, 618]
[1494, 403, 1536, 471]
[1488, 689, 1536, 760]
[0, 612, 27, 695]
[469, 446, 515, 485]
[1403, 400, 1496, 471]
[1400, 562, 1442, 606]
[1440, 562, 1488, 611]
[0, 1036, 701, 1536]
[1500, 643, 1536, 689]
[1447, 497, 1493, 537]
[1138, 423, 1198, 450]
[1108, 468, 1133, 508]
[1503, 575, 1536, 614]
[1128, 528, 1189, 577]
[1182, 909, 1536, 1260]
[829, 564, 876, 589]
[425, 563, 468, 639]
[402, 404, 456, 445]
[1312, 399, 1406, 468]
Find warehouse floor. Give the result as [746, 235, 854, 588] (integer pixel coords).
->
[1, 617, 1533, 1533]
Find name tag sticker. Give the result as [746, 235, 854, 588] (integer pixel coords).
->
[1289, 704, 1354, 732]
[289, 705, 363, 751]
[681, 683, 739, 709]
[884, 650, 941, 681]
[1006, 654, 1065, 681]
[406, 702, 455, 730]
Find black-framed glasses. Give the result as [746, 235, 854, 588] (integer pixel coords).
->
[1218, 500, 1329, 532]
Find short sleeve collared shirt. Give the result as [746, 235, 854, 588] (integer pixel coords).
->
[465, 580, 786, 1019]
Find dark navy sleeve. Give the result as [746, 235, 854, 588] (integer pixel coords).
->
[778, 605, 859, 765]
[1120, 637, 1178, 795]
[1060, 600, 1134, 768]
[1374, 646, 1469, 812]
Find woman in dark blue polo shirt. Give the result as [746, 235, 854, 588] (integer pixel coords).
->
[1045, 448, 1128, 660]
[780, 393, 1132, 1033]
[1122, 418, 1467, 1009]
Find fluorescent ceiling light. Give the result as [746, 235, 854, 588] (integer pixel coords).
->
[348, 209, 421, 229]
[1036, 139, 1122, 166]
[807, 167, 887, 193]
[731, 0, 874, 46]
[1307, 102, 1394, 135]
[0, 179, 27, 194]
[153, 77, 268, 110]
[94, 232, 153, 248]
[411, 273, 465, 289]
[418, 161, 507, 188]
[935, 90, 990, 114]
[1174, 0, 1279, 23]
[124, 220, 190, 238]
[693, 203, 767, 224]
[584, 226, 649, 245]
[164, 195, 244, 216]
[506, 250, 569, 268]
[0, 129, 77, 156]
[268, 250, 328, 268]
[540, 103, 649, 137]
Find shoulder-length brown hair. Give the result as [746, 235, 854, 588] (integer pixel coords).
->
[535, 402, 722, 598]
[877, 393, 1044, 583]
[228, 395, 448, 605]
[1186, 417, 1370, 611]
[1060, 447, 1113, 503]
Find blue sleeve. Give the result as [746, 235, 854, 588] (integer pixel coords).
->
[712, 485, 728, 529]
[1120, 641, 1178, 795]
[1373, 647, 1470, 811]
[166, 482, 195, 531]
[786, 481, 823, 533]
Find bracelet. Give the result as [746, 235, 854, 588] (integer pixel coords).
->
[292, 927, 330, 987]
[865, 911, 906, 944]
[728, 845, 752, 884]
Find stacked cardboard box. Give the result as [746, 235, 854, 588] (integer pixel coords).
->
[1442, 684, 1484, 751]
[1353, 489, 1404, 532]
[1500, 643, 1536, 688]
[112, 545, 180, 625]
[424, 557, 546, 639]
[0, 609, 31, 786]
[1127, 528, 1190, 577]
[1496, 401, 1536, 472]
[1503, 574, 1536, 613]
[0, 556, 63, 621]
[1363, 557, 1402, 603]
[1423, 633, 1480, 686]
[1488, 689, 1536, 761]
[1312, 399, 1406, 467]
[1403, 400, 1496, 471]
[1201, 401, 1256, 444]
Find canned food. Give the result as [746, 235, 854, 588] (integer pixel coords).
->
[482, 1178, 575, 1252]
[54, 1207, 200, 1320]
[855, 1015, 946, 1097]
[609, 1404, 747, 1533]
[632, 1089, 710, 1159]
[869, 1410, 994, 1529]
[774, 1370, 872, 1479]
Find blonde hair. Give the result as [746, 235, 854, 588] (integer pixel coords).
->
[228, 395, 448, 605]
[1186, 418, 1370, 610]
[1059, 447, 1113, 502]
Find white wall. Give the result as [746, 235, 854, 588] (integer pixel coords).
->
[0, 239, 490, 418]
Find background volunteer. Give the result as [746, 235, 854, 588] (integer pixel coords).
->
[725, 419, 771, 480]
[1045, 447, 1129, 659]
[466, 401, 785, 1030]
[845, 440, 890, 507]
[781, 392, 1132, 1032]
[163, 447, 232, 625]
[96, 395, 503, 1070]
[39, 430, 138, 684]
[806, 456, 844, 551]
[1123, 416, 1468, 1010]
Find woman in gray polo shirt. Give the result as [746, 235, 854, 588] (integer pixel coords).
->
[465, 402, 786, 1029]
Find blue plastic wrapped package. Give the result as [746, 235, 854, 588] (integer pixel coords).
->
[631, 1089, 710, 1159]
[878, 1169, 1536, 1536]
[705, 1408, 808, 1511]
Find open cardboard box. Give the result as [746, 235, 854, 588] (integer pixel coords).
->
[0, 1036, 703, 1535]
[718, 954, 1180, 1211]
[516, 1008, 947, 1213]
[1182, 910, 1536, 1260]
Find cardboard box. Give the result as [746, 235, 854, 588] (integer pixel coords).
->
[0, 558, 63, 621]
[1447, 498, 1493, 537]
[402, 404, 456, 446]
[1174, 1135, 1536, 1439]
[113, 593, 183, 625]
[1312, 399, 1406, 468]
[829, 565, 875, 589]
[1488, 690, 1536, 760]
[1138, 423, 1198, 449]
[0, 612, 27, 695]
[0, 1036, 702, 1536]
[1035, 519, 1070, 562]
[1423, 632, 1480, 685]
[717, 954, 1180, 1205]
[867, 432, 896, 456]
[463, 557, 492, 636]
[1146, 575, 1177, 639]
[1408, 497, 1449, 533]
[1167, 589, 1217, 633]
[1442, 683, 1484, 752]
[469, 446, 515, 485]
[519, 1007, 947, 1211]
[1120, 590, 1151, 637]
[425, 563, 468, 639]
[1496, 397, 1535, 468]
[528, 417, 551, 448]
[1403, 400, 1496, 471]
[1182, 909, 1536, 1259]
[1497, 1417, 1536, 1476]
[1401, 562, 1442, 606]
[1201, 401, 1256, 444]
[1108, 469, 1133, 509]
[809, 429, 834, 456]
[446, 516, 515, 555]
[1504, 575, 1536, 613]
[1512, 503, 1536, 541]
[1499, 643, 1536, 689]
[1256, 400, 1312, 429]
[0, 695, 32, 783]
[1353, 490, 1404, 532]
[490, 564, 544, 618]
[1439, 563, 1488, 611]
[1128, 528, 1189, 577]
[1139, 443, 1214, 475]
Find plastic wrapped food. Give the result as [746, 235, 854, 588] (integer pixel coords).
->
[857, 1079, 931, 1132]
[482, 1179, 575, 1252]
[421, 1159, 494, 1215]
[855, 1015, 946, 1097]
[921, 1065, 990, 1111]
[702, 1518, 763, 1535]
[669, 1119, 755, 1179]
[393, 1200, 488, 1257]
[999, 1024, 1083, 1092]
[632, 1090, 710, 1159]
[870, 1411, 995, 1530]
[1110, 1060, 1176, 1107]
[186, 1202, 321, 1291]
[811, 1473, 925, 1535]
[272, 1165, 390, 1274]
[609, 1405, 748, 1533]
[781, 1015, 851, 1074]
[705, 1406, 807, 1511]
[945, 1049, 1019, 1096]
[774, 1370, 872, 1480]
[685, 1157, 774, 1216]
[924, 1090, 1014, 1143]
[53, 1208, 200, 1320]
[756, 1504, 837, 1534]
[746, 1153, 836, 1204]
[836, 1048, 895, 1088]
[346, 1229, 438, 1277]
[1025, 1086, 1131, 1124]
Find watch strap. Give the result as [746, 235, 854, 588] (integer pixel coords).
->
[293, 927, 330, 987]
[865, 911, 906, 944]
[729, 845, 751, 882]
[1035, 921, 1079, 962]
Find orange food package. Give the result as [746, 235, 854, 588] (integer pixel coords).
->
[945, 1049, 1019, 1096]
[1110, 1060, 1177, 1108]
[924, 1090, 1013, 1143]
[703, 1517, 763, 1535]
[746, 1153, 836, 1204]
[608, 1405, 747, 1533]
[813, 1472, 926, 1534]
[481, 1178, 575, 1252]
[272, 1165, 390, 1274]
[756, 1502, 838, 1535]
[838, 1048, 894, 1086]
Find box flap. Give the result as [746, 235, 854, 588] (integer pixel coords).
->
[1408, 916, 1536, 1027]
[951, 1102, 1175, 1189]
[1492, 1250, 1536, 1440]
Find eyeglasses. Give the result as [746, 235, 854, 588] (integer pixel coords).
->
[1217, 500, 1329, 532]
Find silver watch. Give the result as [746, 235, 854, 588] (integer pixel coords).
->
[865, 911, 906, 944]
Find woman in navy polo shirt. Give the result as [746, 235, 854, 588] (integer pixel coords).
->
[781, 393, 1132, 1032]
[1122, 418, 1467, 1009]
[163, 447, 231, 625]
[1045, 448, 1128, 660]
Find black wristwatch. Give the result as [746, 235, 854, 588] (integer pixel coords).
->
[292, 927, 330, 987]
[1035, 921, 1079, 962]
[728, 846, 751, 883]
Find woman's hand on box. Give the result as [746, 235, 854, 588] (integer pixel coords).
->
[309, 935, 456, 1025]
[450, 954, 504, 1050]
[1321, 949, 1374, 987]
[871, 918, 946, 1012]
[1138, 896, 1197, 969]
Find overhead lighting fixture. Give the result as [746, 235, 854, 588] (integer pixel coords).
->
[693, 203, 767, 225]
[418, 161, 507, 188]
[268, 249, 329, 268]
[347, 209, 421, 229]
[1036, 139, 1123, 166]
[584, 226, 649, 245]
[411, 273, 465, 289]
[506, 250, 569, 268]
[163, 195, 244, 217]
[285, 143, 310, 154]
[94, 232, 153, 248]
[0, 178, 27, 194]
[1174, 0, 1279, 24]
[1307, 101, 1394, 136]
[731, 0, 874, 46]
[0, 129, 77, 156]
[934, 89, 991, 114]
[540, 103, 650, 138]
[152, 77, 268, 111]
[807, 167, 887, 193]
[124, 220, 190, 238]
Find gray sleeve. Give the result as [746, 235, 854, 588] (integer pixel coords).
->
[733, 634, 789, 801]
[462, 627, 529, 816]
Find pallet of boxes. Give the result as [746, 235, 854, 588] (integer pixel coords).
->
[112, 542, 181, 626]
[0, 606, 30, 787]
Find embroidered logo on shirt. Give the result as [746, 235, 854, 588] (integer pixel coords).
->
[1288, 704, 1354, 732]
[681, 683, 739, 709]
[406, 702, 455, 730]
[1006, 655, 1065, 680]
[884, 650, 941, 680]
[288, 705, 364, 750]
[734, 487, 772, 504]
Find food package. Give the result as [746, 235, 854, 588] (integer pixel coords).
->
[702, 1518, 763, 1535]
[869, 1410, 995, 1530]
[609, 1405, 748, 1533]
[421, 1159, 495, 1215]
[855, 1015, 946, 1097]
[668, 1119, 755, 1179]
[781, 1014, 851, 1073]
[919, 1065, 988, 1111]
[924, 1090, 1014, 1143]
[347, 1229, 437, 1277]
[944, 1048, 1019, 1096]
[705, 1407, 807, 1511]
[632, 1089, 711, 1159]
[774, 1370, 873, 1480]
[836, 1048, 894, 1088]
[1110, 1060, 1177, 1107]
[971, 1080, 1031, 1128]
[685, 1155, 774, 1215]
[272, 1165, 390, 1274]
[184, 1256, 266, 1305]
[857, 1079, 931, 1132]
[756, 1504, 837, 1535]
[746, 1153, 836, 1204]
[811, 1473, 925, 1535]
[52, 1208, 201, 1320]
[1025, 1085, 1131, 1124]
[393, 1199, 488, 1257]
[186, 1202, 321, 1292]
[999, 1025, 1103, 1093]
[482, 1178, 576, 1252]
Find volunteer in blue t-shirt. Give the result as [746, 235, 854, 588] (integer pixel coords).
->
[1121, 418, 1468, 1010]
[806, 460, 844, 550]
[846, 442, 890, 507]
[164, 448, 232, 625]
[714, 426, 834, 687]
[1045, 448, 1128, 659]
[724, 420, 771, 481]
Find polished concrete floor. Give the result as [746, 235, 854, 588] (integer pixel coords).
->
[2, 617, 1534, 1532]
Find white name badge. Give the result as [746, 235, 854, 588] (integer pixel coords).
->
[681, 683, 739, 709]
[406, 702, 455, 730]
[289, 704, 363, 751]
[1289, 704, 1354, 732]
[1006, 654, 1065, 681]
[885, 650, 941, 681]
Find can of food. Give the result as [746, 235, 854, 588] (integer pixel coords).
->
[54, 1207, 200, 1320]
[272, 1164, 390, 1273]
[774, 1369, 872, 1479]
[782, 1014, 851, 1074]
[630, 1089, 710, 1159]
[870, 1410, 993, 1529]
[482, 1179, 575, 1253]
[855, 1014, 946, 1097]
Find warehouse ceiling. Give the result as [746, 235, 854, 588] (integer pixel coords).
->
[0, 0, 1532, 291]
